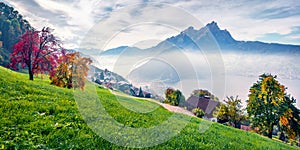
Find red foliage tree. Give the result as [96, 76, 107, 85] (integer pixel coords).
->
[10, 27, 63, 80]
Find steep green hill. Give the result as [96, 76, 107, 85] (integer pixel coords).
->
[0, 66, 297, 149]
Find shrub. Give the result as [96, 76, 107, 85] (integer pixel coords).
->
[192, 108, 205, 118]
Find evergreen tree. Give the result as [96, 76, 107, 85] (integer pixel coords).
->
[100, 71, 104, 80]
[138, 87, 144, 97]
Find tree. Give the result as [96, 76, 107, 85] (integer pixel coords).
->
[50, 52, 92, 90]
[164, 87, 185, 106]
[191, 89, 219, 101]
[10, 27, 62, 80]
[247, 74, 300, 139]
[214, 103, 229, 123]
[0, 2, 31, 66]
[279, 96, 300, 140]
[138, 87, 144, 97]
[215, 96, 245, 128]
[99, 71, 104, 80]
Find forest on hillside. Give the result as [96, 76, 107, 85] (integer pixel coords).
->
[0, 2, 31, 66]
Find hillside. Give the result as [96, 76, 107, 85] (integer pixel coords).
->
[88, 65, 128, 83]
[0, 2, 32, 66]
[0, 66, 297, 149]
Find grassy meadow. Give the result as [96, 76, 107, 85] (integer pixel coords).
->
[0, 66, 297, 149]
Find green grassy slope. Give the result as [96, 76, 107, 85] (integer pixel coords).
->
[0, 66, 297, 149]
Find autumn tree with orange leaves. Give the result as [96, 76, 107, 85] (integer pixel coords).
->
[50, 52, 92, 90]
[247, 74, 300, 139]
[279, 96, 300, 140]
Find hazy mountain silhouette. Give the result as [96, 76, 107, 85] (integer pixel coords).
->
[101, 21, 300, 55]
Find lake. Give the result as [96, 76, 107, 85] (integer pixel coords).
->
[94, 51, 300, 107]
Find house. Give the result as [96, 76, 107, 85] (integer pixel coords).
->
[240, 125, 251, 131]
[180, 96, 220, 121]
[128, 86, 152, 98]
[130, 88, 137, 96]
[144, 92, 151, 98]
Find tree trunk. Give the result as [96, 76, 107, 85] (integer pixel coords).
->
[28, 44, 33, 80]
[268, 126, 273, 139]
[234, 121, 239, 128]
[28, 65, 33, 80]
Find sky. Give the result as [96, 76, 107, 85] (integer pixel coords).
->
[3, 0, 300, 50]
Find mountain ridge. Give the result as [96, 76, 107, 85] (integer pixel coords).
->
[101, 21, 300, 55]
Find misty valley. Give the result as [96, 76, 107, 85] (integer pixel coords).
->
[94, 50, 300, 107]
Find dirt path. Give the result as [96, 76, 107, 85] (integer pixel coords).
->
[160, 103, 195, 117]
[110, 90, 196, 117]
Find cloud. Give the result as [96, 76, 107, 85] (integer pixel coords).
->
[4, 0, 300, 49]
[169, 0, 300, 45]
[257, 26, 300, 44]
[79, 3, 207, 51]
[6, 0, 120, 48]
[252, 6, 300, 19]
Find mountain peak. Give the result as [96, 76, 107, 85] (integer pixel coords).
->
[206, 21, 219, 29]
[163, 21, 236, 49]
[183, 21, 220, 33]
[184, 26, 195, 32]
[203, 21, 236, 45]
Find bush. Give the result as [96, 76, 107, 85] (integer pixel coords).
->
[192, 108, 205, 118]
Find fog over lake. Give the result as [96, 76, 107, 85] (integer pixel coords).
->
[94, 51, 300, 107]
